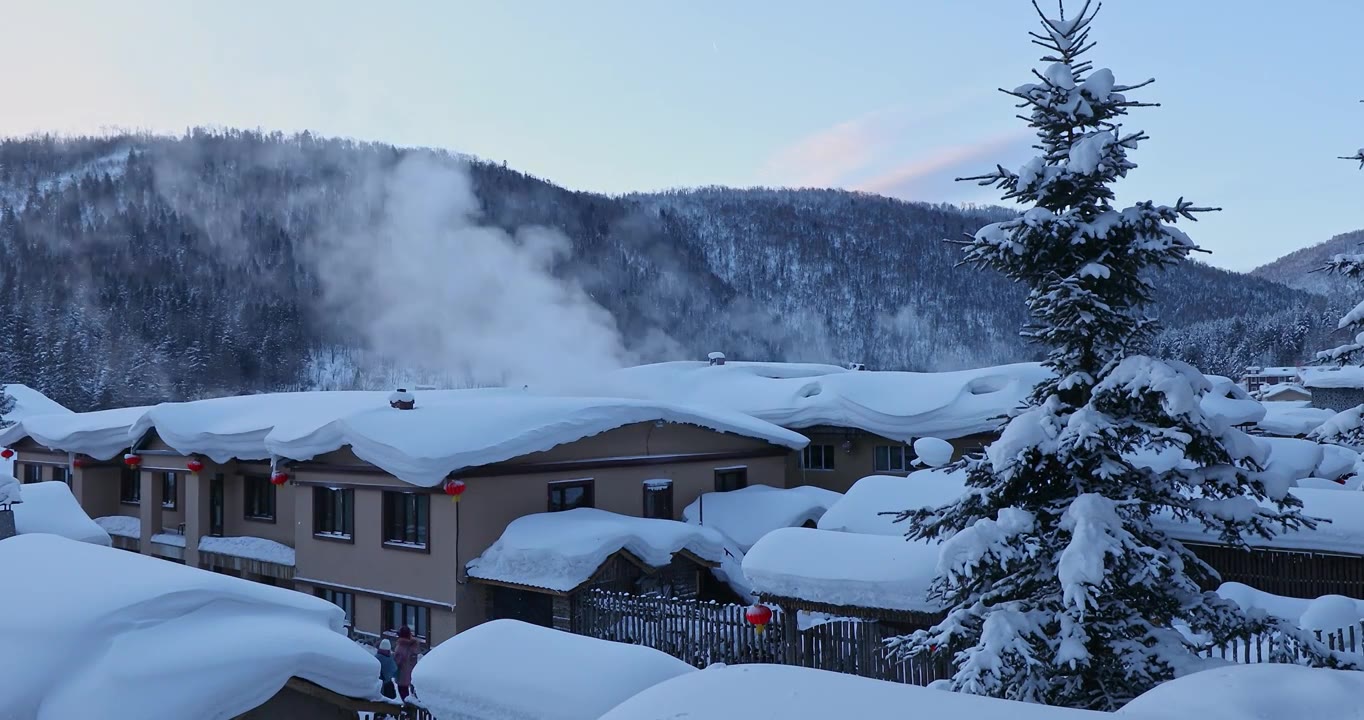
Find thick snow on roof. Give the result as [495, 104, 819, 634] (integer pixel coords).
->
[1302, 366, 1364, 391]
[1257, 401, 1334, 437]
[199, 535, 296, 566]
[3, 383, 71, 420]
[1216, 582, 1364, 632]
[1117, 664, 1364, 720]
[1247, 367, 1302, 378]
[599, 663, 1110, 720]
[1258, 383, 1310, 401]
[5, 390, 805, 488]
[549, 360, 1051, 441]
[743, 527, 940, 613]
[1158, 487, 1364, 556]
[12, 481, 110, 546]
[0, 405, 151, 461]
[817, 469, 968, 535]
[467, 508, 750, 597]
[682, 485, 842, 551]
[1201, 377, 1265, 426]
[0, 534, 381, 720]
[412, 620, 694, 720]
[95, 515, 140, 538]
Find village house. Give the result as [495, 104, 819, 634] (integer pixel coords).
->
[1240, 366, 1303, 395]
[1301, 366, 1364, 412]
[0, 388, 807, 646]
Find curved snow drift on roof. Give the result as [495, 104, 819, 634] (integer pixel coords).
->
[0, 534, 381, 720]
[4, 389, 806, 488]
[817, 469, 968, 536]
[682, 484, 842, 551]
[13, 481, 111, 546]
[412, 620, 694, 720]
[548, 360, 1052, 441]
[3, 383, 71, 419]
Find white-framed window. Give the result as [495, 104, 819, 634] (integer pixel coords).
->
[801, 444, 835, 471]
[873, 445, 909, 472]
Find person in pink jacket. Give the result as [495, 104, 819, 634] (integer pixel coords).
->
[393, 625, 421, 700]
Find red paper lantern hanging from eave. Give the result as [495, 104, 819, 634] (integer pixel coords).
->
[745, 604, 773, 634]
[186, 458, 205, 474]
[0, 448, 12, 459]
[270, 470, 289, 486]
[72, 457, 88, 469]
[123, 453, 142, 468]
[443, 479, 467, 503]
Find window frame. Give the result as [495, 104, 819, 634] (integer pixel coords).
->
[873, 445, 909, 473]
[21, 463, 42, 484]
[119, 468, 141, 505]
[313, 486, 355, 542]
[243, 475, 277, 523]
[547, 478, 595, 513]
[160, 470, 179, 510]
[382, 491, 430, 552]
[315, 587, 355, 624]
[51, 465, 70, 486]
[382, 599, 430, 643]
[642, 479, 674, 520]
[801, 444, 836, 471]
[713, 467, 748, 493]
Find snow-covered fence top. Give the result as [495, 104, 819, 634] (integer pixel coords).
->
[0, 534, 382, 719]
[466, 507, 751, 597]
[412, 619, 694, 720]
[681, 484, 842, 551]
[0, 388, 807, 488]
[546, 360, 1053, 441]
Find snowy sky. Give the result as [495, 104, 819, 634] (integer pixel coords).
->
[3, 0, 1360, 271]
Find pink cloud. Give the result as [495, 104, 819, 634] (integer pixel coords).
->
[853, 130, 1032, 200]
[760, 110, 899, 188]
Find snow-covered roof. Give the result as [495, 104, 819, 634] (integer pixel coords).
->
[1216, 582, 1364, 632]
[12, 481, 110, 546]
[1245, 367, 1301, 378]
[3, 383, 71, 420]
[743, 527, 940, 614]
[412, 620, 694, 720]
[1201, 377, 1265, 426]
[817, 469, 968, 536]
[1158, 487, 1364, 556]
[199, 535, 296, 566]
[599, 663, 1111, 720]
[1257, 402, 1333, 437]
[467, 508, 750, 597]
[1301, 366, 1364, 390]
[95, 515, 139, 539]
[1258, 383, 1310, 401]
[1, 390, 807, 487]
[0, 534, 382, 719]
[681, 485, 842, 552]
[546, 360, 1051, 441]
[1117, 664, 1364, 720]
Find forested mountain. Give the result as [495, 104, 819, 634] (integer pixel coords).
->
[0, 130, 1344, 410]
[1250, 229, 1364, 295]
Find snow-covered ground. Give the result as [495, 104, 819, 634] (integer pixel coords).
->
[0, 534, 383, 719]
[12, 481, 110, 545]
[1217, 582, 1364, 632]
[411, 619, 695, 720]
[1116, 664, 1364, 720]
[682, 484, 842, 551]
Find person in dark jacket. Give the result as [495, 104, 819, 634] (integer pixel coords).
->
[376, 639, 399, 699]
[393, 626, 421, 700]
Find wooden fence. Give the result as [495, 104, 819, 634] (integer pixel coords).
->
[1186, 542, 1364, 600]
[1205, 623, 1364, 662]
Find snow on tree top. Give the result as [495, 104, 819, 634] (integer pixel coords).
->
[0, 534, 382, 718]
[412, 619, 694, 720]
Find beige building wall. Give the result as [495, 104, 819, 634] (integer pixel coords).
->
[786, 428, 990, 493]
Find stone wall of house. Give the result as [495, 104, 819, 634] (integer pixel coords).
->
[1309, 387, 1364, 412]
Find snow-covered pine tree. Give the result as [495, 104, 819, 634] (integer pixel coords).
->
[892, 1, 1351, 710]
[0, 386, 14, 430]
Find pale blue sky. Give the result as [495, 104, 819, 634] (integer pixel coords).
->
[2, 0, 1360, 270]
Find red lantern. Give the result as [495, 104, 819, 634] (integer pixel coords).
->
[270, 470, 289, 486]
[745, 604, 773, 634]
[1334, 477, 1348, 485]
[123, 453, 142, 468]
[186, 458, 205, 474]
[0, 448, 12, 459]
[72, 457, 88, 469]
[444, 479, 467, 503]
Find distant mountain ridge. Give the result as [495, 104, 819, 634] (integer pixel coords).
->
[1250, 229, 1364, 295]
[0, 129, 1345, 410]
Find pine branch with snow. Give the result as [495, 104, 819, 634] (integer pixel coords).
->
[891, 1, 1352, 711]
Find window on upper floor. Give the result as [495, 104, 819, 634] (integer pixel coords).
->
[244, 476, 276, 521]
[314, 487, 354, 540]
[382, 492, 429, 549]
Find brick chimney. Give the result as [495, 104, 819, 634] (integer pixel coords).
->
[389, 388, 416, 410]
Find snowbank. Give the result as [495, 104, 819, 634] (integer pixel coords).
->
[12, 481, 111, 545]
[1258, 402, 1334, 437]
[95, 515, 140, 539]
[682, 485, 842, 551]
[547, 360, 1051, 441]
[743, 527, 941, 613]
[817, 468, 968, 536]
[0, 405, 152, 461]
[1216, 582, 1364, 632]
[412, 620, 694, 720]
[199, 535, 297, 566]
[467, 508, 750, 597]
[599, 663, 1110, 720]
[0, 534, 381, 720]
[0, 474, 18, 505]
[1118, 664, 1364, 720]
[1201, 377, 1265, 427]
[1302, 366, 1364, 391]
